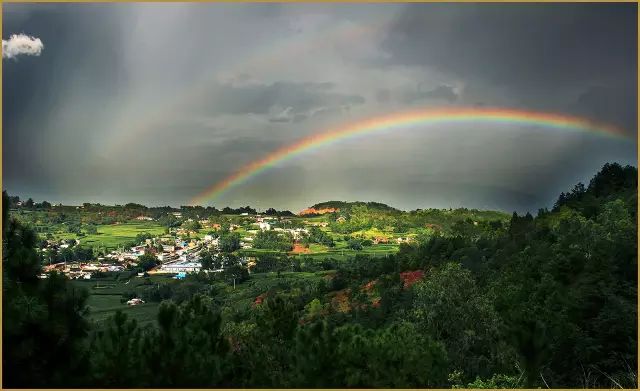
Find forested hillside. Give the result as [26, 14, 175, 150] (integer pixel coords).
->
[2, 163, 637, 388]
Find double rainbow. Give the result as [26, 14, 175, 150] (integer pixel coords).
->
[190, 107, 630, 206]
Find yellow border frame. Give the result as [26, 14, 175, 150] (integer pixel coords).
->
[0, 1, 637, 390]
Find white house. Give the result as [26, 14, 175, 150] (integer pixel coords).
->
[289, 228, 309, 240]
[160, 261, 201, 273]
[258, 222, 271, 231]
[163, 244, 176, 252]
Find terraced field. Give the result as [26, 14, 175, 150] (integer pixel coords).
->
[55, 221, 165, 250]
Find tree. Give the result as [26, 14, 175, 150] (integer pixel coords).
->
[253, 230, 293, 251]
[200, 251, 214, 270]
[223, 264, 249, 287]
[59, 246, 75, 263]
[219, 232, 240, 253]
[134, 295, 229, 387]
[135, 232, 153, 244]
[265, 207, 278, 215]
[3, 192, 91, 387]
[294, 321, 448, 387]
[159, 214, 180, 228]
[347, 238, 363, 250]
[182, 220, 202, 231]
[137, 252, 159, 272]
[306, 226, 335, 247]
[89, 311, 143, 387]
[7, 194, 20, 207]
[73, 246, 94, 261]
[412, 262, 514, 381]
[253, 255, 289, 274]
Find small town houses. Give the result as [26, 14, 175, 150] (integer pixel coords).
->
[37, 211, 334, 281]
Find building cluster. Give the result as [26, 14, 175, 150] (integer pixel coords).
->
[38, 215, 261, 279]
[36, 211, 363, 281]
[41, 261, 125, 280]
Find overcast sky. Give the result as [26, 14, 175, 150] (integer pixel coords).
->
[3, 3, 637, 212]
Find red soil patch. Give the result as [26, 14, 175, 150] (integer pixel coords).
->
[298, 207, 340, 216]
[400, 270, 425, 288]
[362, 279, 377, 293]
[373, 236, 389, 244]
[330, 288, 352, 313]
[253, 293, 267, 307]
[290, 243, 311, 254]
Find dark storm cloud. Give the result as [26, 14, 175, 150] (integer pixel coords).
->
[570, 85, 637, 132]
[382, 3, 636, 85]
[3, 4, 131, 195]
[380, 3, 637, 133]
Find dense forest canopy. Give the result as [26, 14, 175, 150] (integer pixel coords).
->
[2, 163, 637, 388]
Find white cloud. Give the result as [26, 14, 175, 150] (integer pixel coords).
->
[2, 33, 44, 59]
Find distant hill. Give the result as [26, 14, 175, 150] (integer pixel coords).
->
[299, 201, 401, 216]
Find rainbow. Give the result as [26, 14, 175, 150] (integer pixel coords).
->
[190, 107, 631, 205]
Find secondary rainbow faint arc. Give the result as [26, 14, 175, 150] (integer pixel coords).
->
[190, 107, 630, 205]
[104, 19, 385, 155]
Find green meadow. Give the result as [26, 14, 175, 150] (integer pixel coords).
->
[55, 221, 165, 250]
[72, 274, 175, 326]
[85, 294, 160, 326]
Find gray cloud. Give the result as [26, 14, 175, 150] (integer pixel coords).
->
[403, 84, 458, 104]
[569, 85, 637, 132]
[196, 80, 365, 121]
[375, 88, 391, 103]
[268, 107, 295, 123]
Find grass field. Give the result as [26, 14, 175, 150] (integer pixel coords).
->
[86, 294, 160, 325]
[55, 221, 165, 250]
[73, 274, 175, 326]
[237, 241, 399, 261]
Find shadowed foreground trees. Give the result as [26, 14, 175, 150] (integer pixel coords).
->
[3, 192, 91, 388]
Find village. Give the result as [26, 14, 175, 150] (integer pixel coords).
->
[37, 213, 314, 280]
[36, 208, 417, 282]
